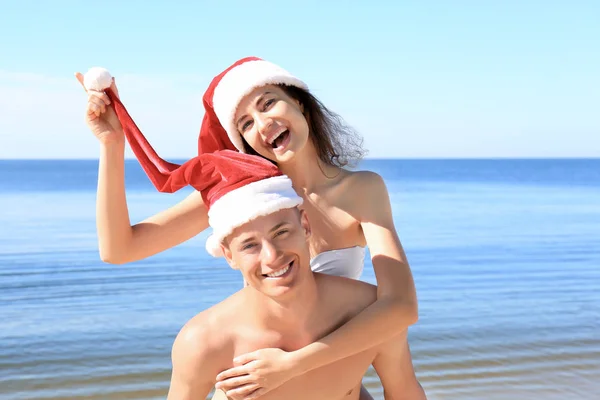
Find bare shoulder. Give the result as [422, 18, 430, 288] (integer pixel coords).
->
[173, 309, 228, 366]
[342, 169, 387, 194]
[171, 293, 242, 377]
[168, 299, 239, 399]
[338, 170, 390, 217]
[177, 290, 246, 344]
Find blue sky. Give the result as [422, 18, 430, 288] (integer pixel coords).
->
[1, 0, 598, 159]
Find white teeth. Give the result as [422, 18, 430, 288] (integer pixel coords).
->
[267, 129, 286, 145]
[266, 265, 290, 278]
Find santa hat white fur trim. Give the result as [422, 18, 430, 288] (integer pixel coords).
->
[212, 59, 308, 152]
[205, 175, 303, 257]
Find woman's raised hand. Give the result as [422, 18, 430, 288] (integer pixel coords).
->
[75, 72, 124, 145]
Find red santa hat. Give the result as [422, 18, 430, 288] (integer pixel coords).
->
[122, 149, 303, 257]
[203, 157, 303, 257]
[82, 57, 307, 193]
[199, 151, 303, 257]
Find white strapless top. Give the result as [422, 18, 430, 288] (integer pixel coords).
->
[310, 246, 366, 280]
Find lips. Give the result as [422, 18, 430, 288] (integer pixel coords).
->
[263, 260, 293, 278]
[266, 127, 289, 147]
[266, 265, 289, 277]
[271, 130, 290, 149]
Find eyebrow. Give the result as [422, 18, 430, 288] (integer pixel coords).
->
[235, 92, 272, 129]
[238, 236, 255, 247]
[256, 92, 271, 108]
[235, 221, 290, 246]
[269, 221, 289, 233]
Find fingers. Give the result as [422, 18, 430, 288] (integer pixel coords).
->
[89, 90, 111, 106]
[86, 90, 111, 117]
[86, 101, 102, 118]
[233, 351, 257, 366]
[216, 365, 252, 382]
[74, 72, 87, 92]
[215, 374, 255, 391]
[89, 96, 106, 116]
[224, 384, 260, 400]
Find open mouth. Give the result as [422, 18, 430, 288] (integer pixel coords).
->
[263, 260, 294, 279]
[269, 129, 290, 151]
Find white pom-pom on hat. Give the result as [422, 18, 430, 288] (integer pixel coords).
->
[84, 67, 113, 91]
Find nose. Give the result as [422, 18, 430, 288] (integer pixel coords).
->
[261, 238, 281, 265]
[255, 113, 273, 136]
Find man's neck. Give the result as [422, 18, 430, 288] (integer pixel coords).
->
[250, 273, 320, 332]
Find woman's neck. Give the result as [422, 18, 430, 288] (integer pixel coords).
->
[278, 142, 341, 193]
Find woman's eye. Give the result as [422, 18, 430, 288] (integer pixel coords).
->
[241, 120, 252, 132]
[263, 99, 275, 110]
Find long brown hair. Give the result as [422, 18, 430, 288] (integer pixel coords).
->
[242, 85, 367, 168]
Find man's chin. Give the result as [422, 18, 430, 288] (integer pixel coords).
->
[260, 262, 303, 296]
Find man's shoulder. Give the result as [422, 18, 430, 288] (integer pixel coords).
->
[172, 291, 246, 369]
[168, 293, 249, 397]
[175, 308, 228, 353]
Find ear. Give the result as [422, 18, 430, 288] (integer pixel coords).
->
[221, 242, 239, 270]
[299, 209, 312, 239]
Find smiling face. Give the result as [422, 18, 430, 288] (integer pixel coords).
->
[221, 207, 312, 298]
[234, 85, 310, 164]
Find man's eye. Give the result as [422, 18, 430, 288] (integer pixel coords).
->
[241, 243, 256, 251]
[275, 229, 289, 237]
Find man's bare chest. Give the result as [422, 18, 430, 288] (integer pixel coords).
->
[232, 325, 318, 357]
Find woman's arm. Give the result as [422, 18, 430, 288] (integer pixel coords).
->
[215, 171, 418, 400]
[76, 72, 209, 264]
[289, 171, 418, 369]
[97, 142, 208, 263]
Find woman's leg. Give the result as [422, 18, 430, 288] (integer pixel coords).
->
[372, 330, 427, 400]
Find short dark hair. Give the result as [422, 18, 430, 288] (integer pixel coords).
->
[242, 85, 367, 168]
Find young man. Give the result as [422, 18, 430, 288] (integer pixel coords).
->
[165, 151, 409, 400]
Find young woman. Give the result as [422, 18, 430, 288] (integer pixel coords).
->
[76, 57, 425, 400]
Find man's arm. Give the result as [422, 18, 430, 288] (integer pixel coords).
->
[167, 323, 220, 400]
